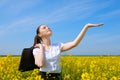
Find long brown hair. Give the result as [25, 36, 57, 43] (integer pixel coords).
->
[33, 25, 42, 46]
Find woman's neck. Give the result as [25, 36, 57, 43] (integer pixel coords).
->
[41, 37, 51, 46]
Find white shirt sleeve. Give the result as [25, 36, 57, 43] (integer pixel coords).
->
[33, 48, 41, 55]
[60, 42, 64, 49]
[59, 42, 64, 49]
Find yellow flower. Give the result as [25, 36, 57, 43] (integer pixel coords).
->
[110, 76, 118, 80]
[81, 72, 90, 80]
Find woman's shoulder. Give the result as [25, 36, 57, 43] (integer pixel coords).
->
[51, 42, 63, 46]
[33, 48, 40, 55]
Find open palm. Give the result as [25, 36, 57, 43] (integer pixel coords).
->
[86, 23, 104, 27]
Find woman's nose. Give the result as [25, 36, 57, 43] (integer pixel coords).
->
[48, 27, 51, 30]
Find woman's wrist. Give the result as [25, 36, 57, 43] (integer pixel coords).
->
[38, 49, 44, 54]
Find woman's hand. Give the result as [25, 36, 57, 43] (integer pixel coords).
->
[34, 43, 43, 50]
[86, 23, 104, 28]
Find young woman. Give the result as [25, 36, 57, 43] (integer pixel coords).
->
[33, 23, 104, 80]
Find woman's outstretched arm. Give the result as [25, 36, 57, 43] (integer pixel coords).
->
[61, 23, 104, 52]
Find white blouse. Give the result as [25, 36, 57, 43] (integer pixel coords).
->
[33, 42, 63, 73]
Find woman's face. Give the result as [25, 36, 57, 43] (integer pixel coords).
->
[38, 25, 52, 37]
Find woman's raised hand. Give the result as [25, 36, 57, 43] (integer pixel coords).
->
[34, 43, 43, 49]
[86, 23, 104, 28]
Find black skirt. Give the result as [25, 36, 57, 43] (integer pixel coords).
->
[39, 71, 62, 80]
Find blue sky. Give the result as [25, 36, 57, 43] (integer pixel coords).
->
[0, 0, 120, 55]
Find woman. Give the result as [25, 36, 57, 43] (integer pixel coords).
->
[33, 23, 104, 80]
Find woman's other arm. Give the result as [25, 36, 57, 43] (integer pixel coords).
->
[61, 23, 104, 52]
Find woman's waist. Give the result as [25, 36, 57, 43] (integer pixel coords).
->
[40, 67, 61, 73]
[39, 71, 61, 74]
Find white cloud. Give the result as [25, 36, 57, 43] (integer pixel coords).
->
[0, 0, 115, 36]
[0, 17, 35, 36]
[0, 0, 42, 15]
[33, 0, 111, 24]
[98, 9, 120, 20]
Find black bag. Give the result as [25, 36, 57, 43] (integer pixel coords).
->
[18, 47, 39, 72]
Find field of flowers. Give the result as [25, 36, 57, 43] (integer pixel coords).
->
[0, 55, 120, 80]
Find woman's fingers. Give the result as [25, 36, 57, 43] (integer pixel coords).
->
[87, 23, 104, 27]
[34, 44, 42, 48]
[95, 23, 104, 26]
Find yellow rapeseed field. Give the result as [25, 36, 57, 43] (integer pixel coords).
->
[0, 55, 120, 80]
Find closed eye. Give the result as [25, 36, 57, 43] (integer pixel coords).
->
[42, 26, 47, 29]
